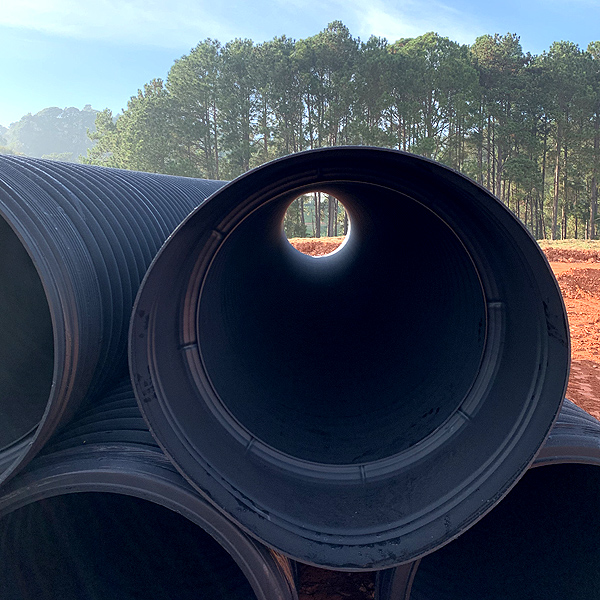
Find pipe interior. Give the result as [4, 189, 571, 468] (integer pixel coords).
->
[198, 183, 486, 464]
[0, 492, 257, 600]
[0, 214, 54, 450]
[411, 464, 600, 600]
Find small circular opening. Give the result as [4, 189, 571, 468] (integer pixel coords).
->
[0, 215, 54, 450]
[284, 192, 349, 257]
[0, 493, 257, 600]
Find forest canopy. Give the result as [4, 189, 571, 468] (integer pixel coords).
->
[77, 23, 600, 239]
[1, 105, 98, 162]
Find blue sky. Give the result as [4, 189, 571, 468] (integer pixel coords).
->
[1, 0, 599, 128]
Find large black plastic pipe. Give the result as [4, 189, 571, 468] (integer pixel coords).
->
[0, 156, 224, 484]
[0, 379, 297, 600]
[377, 399, 600, 599]
[129, 146, 569, 569]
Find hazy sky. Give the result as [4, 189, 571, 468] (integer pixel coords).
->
[1, 0, 599, 128]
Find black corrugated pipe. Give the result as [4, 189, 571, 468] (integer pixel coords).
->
[0, 155, 224, 484]
[0, 379, 297, 600]
[376, 398, 600, 599]
[129, 146, 570, 570]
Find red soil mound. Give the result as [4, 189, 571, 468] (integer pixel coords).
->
[556, 268, 600, 299]
[543, 247, 600, 263]
[553, 266, 600, 420]
[288, 236, 345, 256]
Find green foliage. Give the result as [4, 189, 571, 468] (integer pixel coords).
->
[84, 108, 119, 167]
[283, 198, 307, 238]
[0, 145, 19, 155]
[218, 38, 257, 178]
[83, 22, 600, 240]
[85, 81, 187, 174]
[4, 105, 98, 161]
[166, 39, 222, 178]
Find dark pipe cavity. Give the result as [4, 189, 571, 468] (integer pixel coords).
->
[200, 184, 485, 463]
[0, 215, 53, 450]
[0, 493, 258, 600]
[130, 147, 570, 569]
[408, 463, 600, 600]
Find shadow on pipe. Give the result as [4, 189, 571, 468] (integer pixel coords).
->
[129, 146, 570, 569]
[377, 399, 600, 599]
[0, 379, 296, 600]
[0, 156, 224, 484]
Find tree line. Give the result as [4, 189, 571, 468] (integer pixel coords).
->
[1, 106, 98, 161]
[85, 22, 600, 240]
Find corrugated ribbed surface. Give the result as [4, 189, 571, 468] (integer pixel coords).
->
[0, 155, 225, 484]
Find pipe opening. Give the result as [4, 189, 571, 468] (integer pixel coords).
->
[131, 147, 569, 566]
[411, 464, 600, 599]
[198, 182, 486, 465]
[284, 192, 349, 256]
[0, 214, 54, 450]
[0, 492, 257, 599]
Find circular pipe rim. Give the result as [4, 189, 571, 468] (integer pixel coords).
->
[0, 443, 297, 600]
[0, 156, 224, 485]
[130, 146, 570, 569]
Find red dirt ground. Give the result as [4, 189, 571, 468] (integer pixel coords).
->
[551, 262, 600, 419]
[290, 236, 347, 257]
[288, 237, 600, 600]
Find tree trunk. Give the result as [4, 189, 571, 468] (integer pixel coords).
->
[575, 188, 579, 238]
[561, 139, 568, 239]
[307, 95, 314, 150]
[327, 195, 335, 237]
[213, 102, 219, 180]
[535, 194, 540, 238]
[486, 114, 492, 189]
[314, 192, 321, 238]
[334, 198, 339, 237]
[530, 193, 535, 235]
[496, 143, 503, 200]
[552, 121, 562, 240]
[263, 97, 269, 161]
[300, 197, 306, 236]
[591, 115, 599, 239]
[592, 176, 598, 240]
[540, 117, 548, 239]
[477, 101, 485, 185]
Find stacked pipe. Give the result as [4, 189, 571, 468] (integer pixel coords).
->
[0, 147, 571, 597]
[129, 146, 569, 568]
[377, 398, 600, 599]
[0, 379, 297, 599]
[0, 156, 295, 598]
[0, 155, 224, 483]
